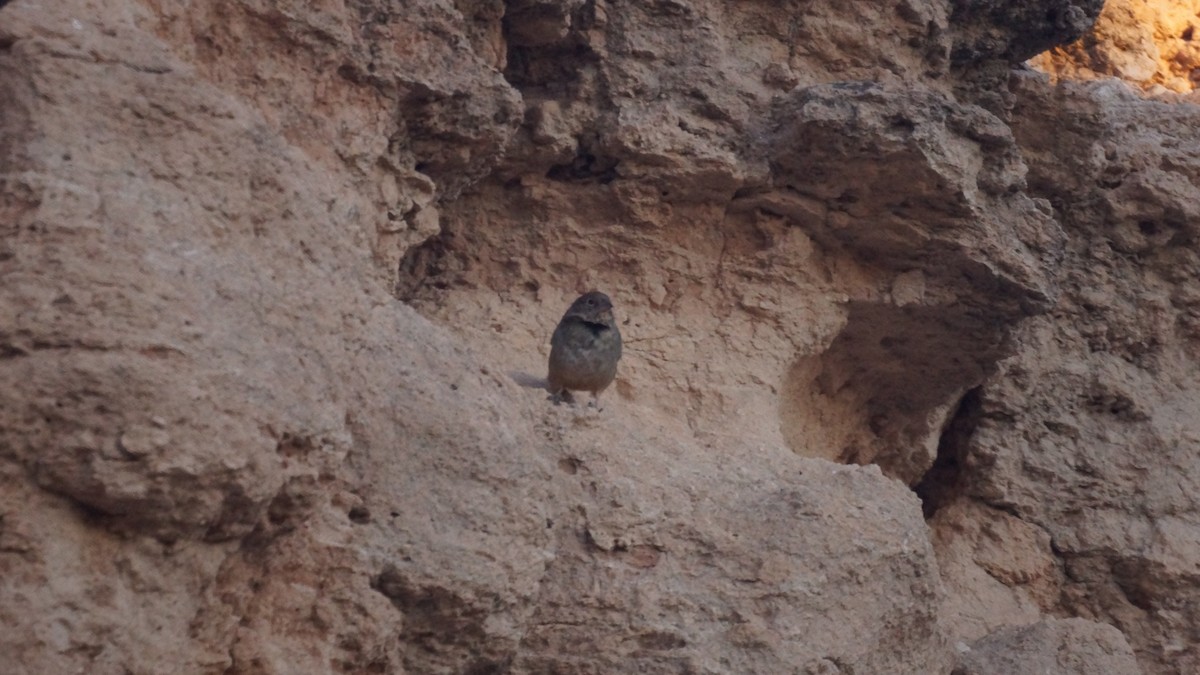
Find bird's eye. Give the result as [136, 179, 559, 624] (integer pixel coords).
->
[586, 299, 595, 305]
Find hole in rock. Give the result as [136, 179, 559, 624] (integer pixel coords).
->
[1112, 559, 1158, 611]
[67, 498, 114, 529]
[395, 229, 461, 302]
[781, 302, 1005, 486]
[504, 40, 595, 90]
[777, 296, 1012, 485]
[558, 457, 583, 474]
[348, 506, 371, 524]
[371, 565, 489, 647]
[889, 114, 917, 132]
[546, 151, 619, 183]
[913, 387, 982, 519]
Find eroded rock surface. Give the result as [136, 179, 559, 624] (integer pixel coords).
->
[1031, 0, 1200, 94]
[1, 0, 1196, 673]
[947, 74, 1200, 674]
[953, 618, 1142, 675]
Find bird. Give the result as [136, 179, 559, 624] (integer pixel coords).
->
[512, 291, 623, 408]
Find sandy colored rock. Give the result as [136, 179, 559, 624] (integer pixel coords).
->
[931, 500, 1062, 642]
[1031, 0, 1200, 93]
[0, 1, 548, 672]
[515, 445, 948, 673]
[937, 72, 1200, 675]
[2, 0, 1197, 673]
[954, 618, 1142, 675]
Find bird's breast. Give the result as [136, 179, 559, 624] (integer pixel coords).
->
[547, 319, 622, 392]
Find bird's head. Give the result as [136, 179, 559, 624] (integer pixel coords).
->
[565, 290, 615, 323]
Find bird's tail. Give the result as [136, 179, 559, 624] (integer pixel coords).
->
[509, 371, 549, 390]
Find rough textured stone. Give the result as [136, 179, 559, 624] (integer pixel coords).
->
[1031, 0, 1200, 94]
[1, 0, 1197, 673]
[932, 500, 1063, 642]
[948, 0, 1105, 65]
[953, 618, 1142, 675]
[945, 72, 1200, 675]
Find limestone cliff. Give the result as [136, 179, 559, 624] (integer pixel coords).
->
[0, 0, 1195, 673]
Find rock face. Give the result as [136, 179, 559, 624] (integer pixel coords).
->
[1031, 0, 1200, 93]
[953, 617, 1142, 675]
[0, 0, 1196, 673]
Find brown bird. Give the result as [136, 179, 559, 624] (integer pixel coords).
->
[513, 291, 623, 407]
